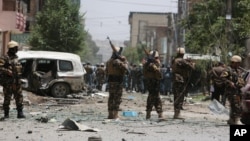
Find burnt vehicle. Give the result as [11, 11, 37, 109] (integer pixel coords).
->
[17, 51, 86, 98]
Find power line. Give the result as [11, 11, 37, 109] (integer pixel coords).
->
[96, 0, 177, 8]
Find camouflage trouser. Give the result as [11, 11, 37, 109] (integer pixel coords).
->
[172, 81, 186, 111]
[96, 79, 104, 91]
[108, 82, 123, 111]
[3, 84, 24, 111]
[225, 88, 242, 118]
[145, 79, 163, 113]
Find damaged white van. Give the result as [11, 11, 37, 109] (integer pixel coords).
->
[17, 50, 86, 98]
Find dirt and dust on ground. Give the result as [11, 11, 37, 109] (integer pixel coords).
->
[0, 86, 230, 141]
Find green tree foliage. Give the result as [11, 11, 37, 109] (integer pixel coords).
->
[27, 0, 86, 54]
[79, 34, 100, 64]
[123, 44, 145, 65]
[183, 0, 250, 63]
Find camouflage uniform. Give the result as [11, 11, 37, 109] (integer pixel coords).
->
[84, 63, 94, 89]
[0, 41, 25, 118]
[220, 55, 245, 125]
[208, 62, 226, 105]
[172, 47, 195, 119]
[95, 63, 106, 91]
[106, 46, 128, 119]
[143, 50, 163, 119]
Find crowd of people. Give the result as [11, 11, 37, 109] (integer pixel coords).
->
[83, 62, 173, 95]
[82, 42, 249, 125]
[1, 40, 248, 125]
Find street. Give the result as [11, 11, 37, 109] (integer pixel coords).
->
[0, 88, 230, 141]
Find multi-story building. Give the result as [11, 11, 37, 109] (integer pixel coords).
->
[0, 0, 80, 55]
[0, 0, 28, 55]
[129, 12, 177, 65]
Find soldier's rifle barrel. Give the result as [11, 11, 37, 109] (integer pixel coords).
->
[107, 36, 116, 53]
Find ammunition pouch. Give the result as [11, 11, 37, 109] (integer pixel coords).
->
[236, 77, 245, 88]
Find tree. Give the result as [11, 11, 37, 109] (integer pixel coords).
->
[183, 0, 250, 63]
[27, 0, 86, 54]
[79, 34, 100, 64]
[123, 44, 145, 65]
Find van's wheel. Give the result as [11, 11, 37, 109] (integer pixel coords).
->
[51, 83, 70, 98]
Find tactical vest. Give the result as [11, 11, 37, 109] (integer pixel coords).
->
[106, 58, 126, 76]
[172, 58, 192, 79]
[0, 55, 22, 85]
[143, 63, 162, 80]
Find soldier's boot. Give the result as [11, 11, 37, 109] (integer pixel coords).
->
[227, 117, 234, 125]
[158, 112, 163, 119]
[4, 110, 9, 118]
[146, 111, 151, 119]
[173, 110, 184, 119]
[17, 110, 25, 119]
[227, 117, 243, 125]
[234, 117, 243, 125]
[113, 111, 119, 119]
[107, 110, 113, 119]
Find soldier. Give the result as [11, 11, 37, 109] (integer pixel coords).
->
[208, 62, 226, 105]
[143, 50, 164, 119]
[0, 41, 25, 118]
[84, 62, 94, 89]
[221, 55, 245, 125]
[95, 63, 106, 91]
[106, 43, 128, 119]
[171, 47, 195, 119]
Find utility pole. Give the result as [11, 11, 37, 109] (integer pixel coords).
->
[225, 0, 232, 61]
[177, 0, 187, 49]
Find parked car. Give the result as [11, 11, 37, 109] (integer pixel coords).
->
[17, 50, 86, 98]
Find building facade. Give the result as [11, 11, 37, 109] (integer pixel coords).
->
[129, 12, 177, 65]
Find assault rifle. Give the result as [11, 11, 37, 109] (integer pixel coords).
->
[11, 61, 20, 86]
[142, 45, 156, 64]
[107, 36, 124, 61]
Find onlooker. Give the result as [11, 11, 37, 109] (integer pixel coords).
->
[164, 66, 173, 95]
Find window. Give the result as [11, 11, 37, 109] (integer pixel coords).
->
[36, 59, 55, 72]
[19, 59, 33, 78]
[59, 60, 73, 71]
[3, 0, 16, 11]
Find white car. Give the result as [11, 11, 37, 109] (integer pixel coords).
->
[17, 50, 86, 98]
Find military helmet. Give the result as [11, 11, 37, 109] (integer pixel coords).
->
[231, 55, 242, 63]
[149, 50, 159, 57]
[176, 47, 185, 54]
[8, 40, 19, 48]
